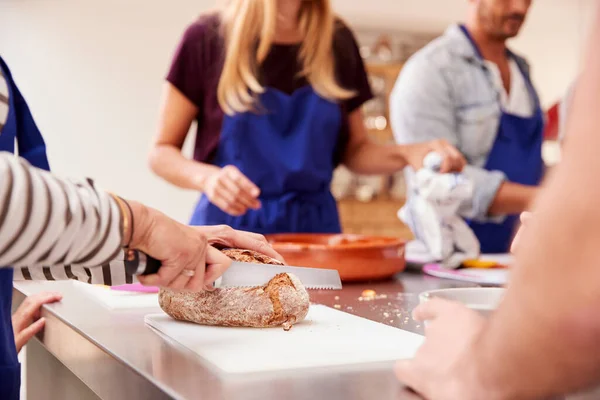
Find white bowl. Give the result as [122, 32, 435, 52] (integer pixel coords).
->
[419, 287, 506, 317]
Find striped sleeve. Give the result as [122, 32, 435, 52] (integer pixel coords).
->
[0, 152, 135, 285]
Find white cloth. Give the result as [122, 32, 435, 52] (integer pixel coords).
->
[484, 58, 534, 117]
[398, 156, 480, 268]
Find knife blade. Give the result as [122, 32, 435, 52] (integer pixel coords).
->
[217, 261, 342, 290]
[123, 250, 342, 290]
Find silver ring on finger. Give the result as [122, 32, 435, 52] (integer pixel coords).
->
[181, 269, 195, 277]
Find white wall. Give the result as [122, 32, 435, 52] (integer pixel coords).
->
[0, 0, 595, 222]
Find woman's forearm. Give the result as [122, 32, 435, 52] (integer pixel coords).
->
[343, 140, 407, 175]
[149, 144, 219, 191]
[0, 153, 123, 268]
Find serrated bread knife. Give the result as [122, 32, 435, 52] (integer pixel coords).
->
[123, 250, 342, 290]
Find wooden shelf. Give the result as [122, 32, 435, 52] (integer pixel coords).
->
[337, 196, 414, 239]
[365, 62, 404, 77]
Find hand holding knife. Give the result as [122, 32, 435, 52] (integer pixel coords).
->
[123, 249, 342, 290]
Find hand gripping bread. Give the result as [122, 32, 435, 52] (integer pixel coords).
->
[158, 249, 310, 331]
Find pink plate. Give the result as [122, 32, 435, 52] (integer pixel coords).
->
[110, 283, 159, 293]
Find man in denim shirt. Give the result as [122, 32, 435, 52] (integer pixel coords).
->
[391, 0, 543, 253]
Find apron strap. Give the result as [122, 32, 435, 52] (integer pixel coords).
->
[458, 24, 541, 113]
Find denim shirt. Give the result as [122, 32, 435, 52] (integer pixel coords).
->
[390, 24, 542, 221]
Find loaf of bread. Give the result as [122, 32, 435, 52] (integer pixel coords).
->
[158, 249, 310, 331]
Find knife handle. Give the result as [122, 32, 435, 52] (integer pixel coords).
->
[124, 249, 161, 276]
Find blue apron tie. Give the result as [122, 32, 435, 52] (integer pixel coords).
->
[459, 26, 544, 253]
[190, 86, 342, 234]
[0, 56, 51, 399]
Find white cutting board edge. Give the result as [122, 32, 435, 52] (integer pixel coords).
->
[145, 304, 424, 376]
[72, 280, 160, 310]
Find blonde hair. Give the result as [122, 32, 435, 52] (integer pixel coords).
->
[217, 0, 355, 115]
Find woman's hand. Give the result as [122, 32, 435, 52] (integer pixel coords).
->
[399, 139, 466, 173]
[195, 225, 285, 263]
[126, 202, 233, 291]
[12, 292, 63, 353]
[204, 165, 261, 216]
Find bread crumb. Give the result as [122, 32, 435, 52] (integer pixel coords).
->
[362, 289, 376, 298]
[334, 296, 340, 300]
[334, 304, 341, 309]
[383, 312, 390, 318]
[256, 289, 264, 295]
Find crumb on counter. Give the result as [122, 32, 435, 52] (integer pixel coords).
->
[362, 289, 376, 298]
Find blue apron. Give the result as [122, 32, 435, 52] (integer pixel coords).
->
[0, 56, 50, 400]
[459, 26, 544, 253]
[190, 86, 342, 234]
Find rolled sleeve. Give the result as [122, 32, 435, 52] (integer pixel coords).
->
[461, 165, 506, 222]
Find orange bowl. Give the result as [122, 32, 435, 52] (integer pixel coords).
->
[266, 233, 406, 282]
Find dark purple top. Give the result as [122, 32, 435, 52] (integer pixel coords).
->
[166, 13, 373, 165]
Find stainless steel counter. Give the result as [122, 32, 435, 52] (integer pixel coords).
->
[12, 272, 599, 400]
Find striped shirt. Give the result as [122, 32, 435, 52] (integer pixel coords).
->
[0, 152, 133, 285]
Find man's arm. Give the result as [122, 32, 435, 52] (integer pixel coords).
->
[463, 8, 600, 398]
[390, 53, 537, 220]
[487, 181, 538, 215]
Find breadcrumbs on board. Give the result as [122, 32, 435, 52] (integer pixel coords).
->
[334, 304, 341, 309]
[334, 296, 340, 300]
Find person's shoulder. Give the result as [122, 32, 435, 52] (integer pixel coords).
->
[331, 17, 363, 69]
[332, 17, 361, 49]
[180, 11, 223, 44]
[405, 31, 462, 72]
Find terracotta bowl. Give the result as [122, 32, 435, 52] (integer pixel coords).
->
[266, 233, 406, 282]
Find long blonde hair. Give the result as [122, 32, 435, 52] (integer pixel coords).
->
[217, 0, 355, 115]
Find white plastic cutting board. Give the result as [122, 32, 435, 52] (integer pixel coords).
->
[73, 281, 159, 309]
[145, 304, 424, 374]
